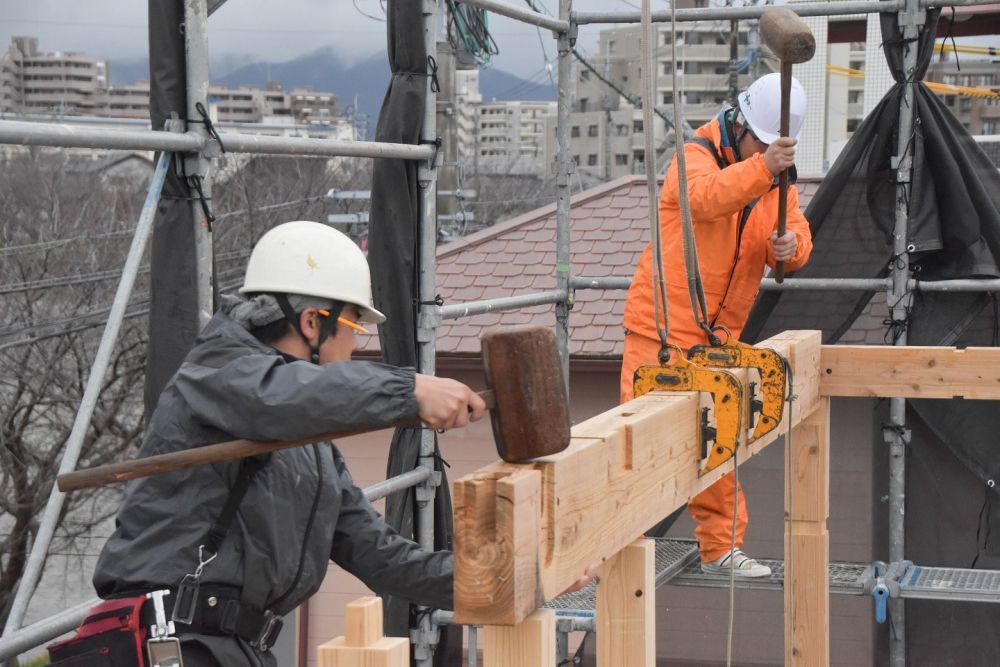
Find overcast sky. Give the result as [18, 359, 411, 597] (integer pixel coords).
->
[0, 0, 630, 80]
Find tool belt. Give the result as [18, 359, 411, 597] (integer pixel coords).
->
[141, 586, 283, 651]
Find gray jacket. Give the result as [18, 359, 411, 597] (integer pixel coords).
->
[93, 307, 452, 623]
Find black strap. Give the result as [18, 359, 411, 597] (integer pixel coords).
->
[687, 136, 727, 169]
[203, 454, 270, 557]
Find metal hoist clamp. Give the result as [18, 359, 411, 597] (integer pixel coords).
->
[687, 339, 787, 441]
[632, 344, 744, 476]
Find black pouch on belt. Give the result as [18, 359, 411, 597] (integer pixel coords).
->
[48, 596, 147, 666]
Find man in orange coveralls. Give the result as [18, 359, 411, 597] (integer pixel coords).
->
[621, 73, 813, 577]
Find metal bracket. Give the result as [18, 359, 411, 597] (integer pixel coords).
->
[415, 469, 442, 504]
[416, 306, 441, 344]
[633, 345, 744, 475]
[862, 560, 912, 623]
[687, 341, 787, 442]
[409, 623, 440, 662]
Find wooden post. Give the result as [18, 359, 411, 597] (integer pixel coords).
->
[318, 596, 409, 667]
[483, 609, 556, 667]
[597, 539, 655, 667]
[784, 398, 830, 665]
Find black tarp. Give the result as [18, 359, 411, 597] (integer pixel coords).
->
[144, 0, 202, 415]
[368, 1, 458, 661]
[742, 6, 1000, 660]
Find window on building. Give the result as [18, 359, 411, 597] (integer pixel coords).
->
[959, 98, 972, 112]
[848, 90, 863, 104]
[615, 154, 629, 166]
[633, 150, 645, 165]
[579, 98, 589, 112]
[633, 120, 643, 133]
[982, 119, 997, 134]
[572, 155, 580, 166]
[946, 96, 956, 107]
[661, 32, 671, 46]
[616, 123, 630, 136]
[588, 124, 599, 137]
[849, 60, 864, 71]
[587, 154, 598, 166]
[847, 118, 861, 133]
[571, 125, 580, 137]
[607, 40, 616, 54]
[662, 62, 672, 75]
[662, 92, 673, 105]
[580, 70, 590, 81]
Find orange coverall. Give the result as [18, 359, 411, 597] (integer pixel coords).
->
[621, 114, 813, 561]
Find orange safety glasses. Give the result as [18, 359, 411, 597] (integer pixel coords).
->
[318, 309, 370, 335]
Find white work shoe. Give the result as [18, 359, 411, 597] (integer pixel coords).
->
[701, 548, 772, 578]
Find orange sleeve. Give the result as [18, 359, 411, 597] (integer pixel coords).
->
[663, 147, 775, 223]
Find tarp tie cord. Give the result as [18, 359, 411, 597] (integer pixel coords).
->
[941, 8, 962, 71]
[971, 484, 994, 568]
[192, 101, 227, 154]
[426, 55, 441, 93]
[416, 294, 444, 307]
[188, 174, 216, 229]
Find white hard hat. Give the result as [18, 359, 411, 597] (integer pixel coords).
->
[737, 73, 806, 145]
[240, 221, 386, 324]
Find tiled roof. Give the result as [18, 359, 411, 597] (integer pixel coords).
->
[360, 174, 822, 359]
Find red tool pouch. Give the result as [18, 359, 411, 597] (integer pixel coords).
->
[48, 596, 147, 666]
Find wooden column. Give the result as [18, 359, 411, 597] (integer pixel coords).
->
[597, 539, 655, 667]
[318, 596, 408, 667]
[784, 397, 830, 665]
[483, 609, 556, 667]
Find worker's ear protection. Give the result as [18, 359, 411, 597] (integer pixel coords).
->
[717, 107, 740, 165]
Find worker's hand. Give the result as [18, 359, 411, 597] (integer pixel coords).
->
[770, 231, 798, 262]
[413, 374, 487, 430]
[763, 137, 797, 175]
[559, 563, 598, 596]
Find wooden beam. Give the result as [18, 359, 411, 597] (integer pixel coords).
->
[317, 596, 409, 667]
[820, 345, 1000, 399]
[453, 330, 822, 626]
[597, 539, 655, 667]
[482, 610, 556, 667]
[784, 398, 830, 666]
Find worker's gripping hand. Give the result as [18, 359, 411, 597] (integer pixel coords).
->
[414, 374, 487, 430]
[763, 136, 797, 175]
[770, 231, 798, 262]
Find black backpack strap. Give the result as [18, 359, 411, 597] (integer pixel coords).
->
[203, 454, 271, 555]
[687, 136, 727, 170]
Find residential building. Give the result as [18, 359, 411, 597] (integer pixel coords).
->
[926, 57, 1000, 136]
[476, 99, 556, 175]
[0, 37, 344, 128]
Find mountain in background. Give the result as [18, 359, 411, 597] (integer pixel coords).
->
[108, 47, 555, 132]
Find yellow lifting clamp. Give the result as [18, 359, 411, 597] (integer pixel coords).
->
[632, 344, 745, 476]
[687, 337, 787, 443]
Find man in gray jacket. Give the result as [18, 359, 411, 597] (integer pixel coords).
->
[93, 221, 486, 666]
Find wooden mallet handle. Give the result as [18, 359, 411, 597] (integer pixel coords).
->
[760, 8, 815, 284]
[57, 390, 496, 493]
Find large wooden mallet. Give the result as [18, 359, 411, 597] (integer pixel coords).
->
[760, 8, 815, 284]
[57, 325, 570, 492]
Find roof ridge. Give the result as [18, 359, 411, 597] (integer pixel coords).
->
[436, 173, 649, 258]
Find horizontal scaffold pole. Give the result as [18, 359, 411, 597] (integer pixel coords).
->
[440, 290, 567, 320]
[0, 120, 436, 161]
[457, 0, 570, 32]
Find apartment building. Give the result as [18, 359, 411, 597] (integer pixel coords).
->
[926, 58, 1000, 136]
[1, 37, 343, 128]
[476, 99, 556, 174]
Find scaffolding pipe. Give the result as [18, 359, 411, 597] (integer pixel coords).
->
[456, 0, 570, 32]
[185, 0, 215, 327]
[572, 276, 1000, 293]
[413, 1, 441, 665]
[440, 290, 567, 320]
[1, 151, 171, 638]
[554, 0, 574, 389]
[573, 1, 903, 24]
[363, 468, 433, 503]
[887, 0, 924, 662]
[0, 120, 436, 160]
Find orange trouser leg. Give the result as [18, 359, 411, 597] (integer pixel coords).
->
[620, 331, 748, 562]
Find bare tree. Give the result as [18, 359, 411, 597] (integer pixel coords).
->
[0, 148, 149, 629]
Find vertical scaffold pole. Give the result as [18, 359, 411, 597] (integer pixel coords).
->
[0, 152, 172, 638]
[887, 0, 923, 663]
[554, 0, 575, 390]
[184, 0, 216, 326]
[414, 1, 442, 665]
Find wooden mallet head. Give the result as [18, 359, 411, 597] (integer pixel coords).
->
[760, 8, 816, 65]
[480, 325, 571, 463]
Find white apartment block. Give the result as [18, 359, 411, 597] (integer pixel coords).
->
[476, 100, 556, 174]
[1, 37, 345, 128]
